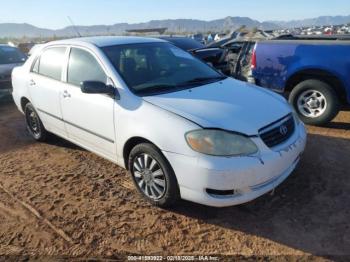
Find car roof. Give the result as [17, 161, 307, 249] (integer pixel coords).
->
[0, 44, 20, 49]
[160, 36, 192, 40]
[49, 36, 166, 47]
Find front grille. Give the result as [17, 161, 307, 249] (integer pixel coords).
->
[259, 114, 295, 148]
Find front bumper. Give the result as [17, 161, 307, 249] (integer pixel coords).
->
[163, 122, 307, 207]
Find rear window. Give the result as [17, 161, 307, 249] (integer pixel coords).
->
[165, 38, 204, 51]
[0, 46, 27, 65]
[37, 47, 66, 81]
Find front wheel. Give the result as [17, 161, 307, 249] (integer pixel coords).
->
[128, 143, 180, 207]
[289, 79, 340, 126]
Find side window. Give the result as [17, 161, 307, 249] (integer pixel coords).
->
[38, 47, 66, 81]
[67, 48, 107, 86]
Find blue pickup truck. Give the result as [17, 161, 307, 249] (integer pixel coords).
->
[251, 38, 350, 125]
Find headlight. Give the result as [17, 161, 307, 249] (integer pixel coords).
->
[185, 129, 258, 156]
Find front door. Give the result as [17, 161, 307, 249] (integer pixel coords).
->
[60, 47, 116, 159]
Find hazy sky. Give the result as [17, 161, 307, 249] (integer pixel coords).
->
[1, 0, 349, 29]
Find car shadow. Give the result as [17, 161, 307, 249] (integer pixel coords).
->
[0, 101, 84, 154]
[0, 101, 36, 155]
[171, 133, 350, 257]
[324, 121, 350, 131]
[341, 105, 350, 112]
[46, 134, 85, 151]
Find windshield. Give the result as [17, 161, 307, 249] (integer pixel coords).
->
[0, 46, 27, 65]
[103, 42, 226, 96]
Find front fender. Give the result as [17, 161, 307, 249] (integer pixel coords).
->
[115, 99, 201, 167]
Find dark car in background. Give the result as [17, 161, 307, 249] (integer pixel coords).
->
[206, 31, 240, 48]
[0, 45, 26, 90]
[218, 30, 272, 82]
[190, 33, 205, 44]
[17, 42, 36, 55]
[160, 37, 230, 74]
[160, 31, 271, 77]
[160, 36, 205, 50]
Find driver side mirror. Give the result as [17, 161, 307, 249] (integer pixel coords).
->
[80, 81, 119, 99]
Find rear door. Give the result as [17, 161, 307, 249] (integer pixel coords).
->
[60, 47, 116, 159]
[28, 46, 67, 137]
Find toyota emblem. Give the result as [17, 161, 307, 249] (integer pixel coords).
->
[279, 125, 288, 136]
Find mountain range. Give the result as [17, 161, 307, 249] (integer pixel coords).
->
[0, 15, 349, 38]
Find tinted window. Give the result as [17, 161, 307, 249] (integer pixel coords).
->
[39, 47, 66, 81]
[68, 48, 107, 86]
[0, 46, 26, 65]
[103, 42, 224, 96]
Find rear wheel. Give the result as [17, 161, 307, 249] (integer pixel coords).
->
[128, 143, 180, 207]
[24, 103, 48, 141]
[289, 79, 340, 126]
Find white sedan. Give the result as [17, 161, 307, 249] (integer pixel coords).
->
[12, 37, 307, 207]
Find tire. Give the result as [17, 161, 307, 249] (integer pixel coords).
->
[289, 79, 340, 126]
[24, 103, 48, 141]
[128, 143, 180, 207]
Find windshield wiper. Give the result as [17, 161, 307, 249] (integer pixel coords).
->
[179, 76, 227, 86]
[134, 76, 227, 96]
[134, 84, 178, 96]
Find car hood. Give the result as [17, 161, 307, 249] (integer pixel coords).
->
[143, 78, 291, 136]
[0, 63, 23, 77]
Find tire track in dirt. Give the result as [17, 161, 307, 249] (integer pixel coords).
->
[0, 184, 75, 244]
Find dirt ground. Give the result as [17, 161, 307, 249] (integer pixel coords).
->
[0, 100, 349, 261]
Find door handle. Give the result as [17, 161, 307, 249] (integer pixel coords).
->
[29, 79, 36, 86]
[63, 90, 71, 98]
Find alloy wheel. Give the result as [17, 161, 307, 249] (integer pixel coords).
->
[132, 153, 167, 200]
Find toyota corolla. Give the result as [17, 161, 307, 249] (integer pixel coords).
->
[12, 37, 307, 207]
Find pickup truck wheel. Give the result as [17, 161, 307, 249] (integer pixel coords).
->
[289, 79, 340, 126]
[24, 103, 48, 141]
[128, 143, 180, 208]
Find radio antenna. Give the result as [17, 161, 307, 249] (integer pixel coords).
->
[67, 16, 82, 37]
